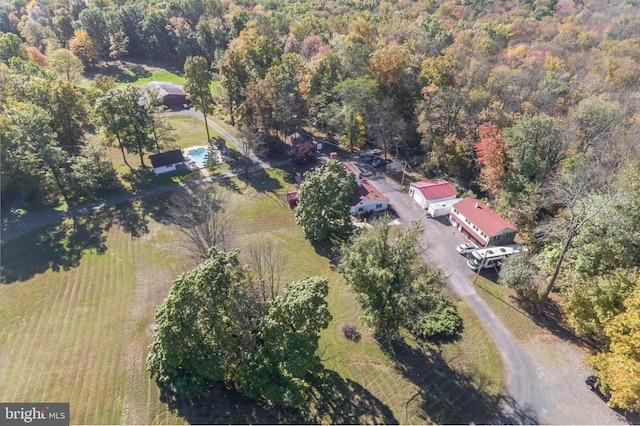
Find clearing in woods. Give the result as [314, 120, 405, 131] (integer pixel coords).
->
[0, 168, 505, 424]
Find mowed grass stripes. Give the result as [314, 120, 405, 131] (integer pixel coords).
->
[0, 224, 186, 425]
[1, 168, 505, 424]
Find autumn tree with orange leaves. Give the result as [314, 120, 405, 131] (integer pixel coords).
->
[474, 122, 507, 197]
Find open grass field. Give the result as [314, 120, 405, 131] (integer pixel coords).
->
[1, 168, 505, 424]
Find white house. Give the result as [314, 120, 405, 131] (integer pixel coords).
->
[351, 178, 389, 217]
[449, 198, 517, 247]
[409, 180, 458, 209]
[341, 161, 389, 217]
[149, 149, 187, 175]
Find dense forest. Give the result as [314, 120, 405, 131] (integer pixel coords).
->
[1, 0, 639, 412]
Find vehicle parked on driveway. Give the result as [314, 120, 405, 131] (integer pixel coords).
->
[359, 149, 382, 162]
[466, 244, 522, 270]
[372, 157, 392, 168]
[456, 242, 478, 255]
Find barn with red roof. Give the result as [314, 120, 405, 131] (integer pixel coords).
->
[409, 180, 458, 209]
[449, 198, 517, 247]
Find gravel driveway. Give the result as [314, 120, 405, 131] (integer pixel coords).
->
[358, 161, 628, 425]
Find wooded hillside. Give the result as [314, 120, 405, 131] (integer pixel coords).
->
[1, 0, 639, 412]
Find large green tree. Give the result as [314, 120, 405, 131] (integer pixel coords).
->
[339, 221, 461, 340]
[48, 48, 84, 82]
[147, 248, 331, 407]
[183, 55, 215, 142]
[219, 46, 249, 126]
[0, 31, 26, 62]
[94, 85, 155, 169]
[48, 79, 87, 154]
[294, 160, 356, 242]
[70, 141, 122, 199]
[1, 103, 72, 206]
[147, 249, 250, 399]
[237, 276, 331, 407]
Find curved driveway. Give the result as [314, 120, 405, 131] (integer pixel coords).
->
[363, 165, 627, 425]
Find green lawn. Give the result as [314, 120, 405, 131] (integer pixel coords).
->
[0, 167, 506, 424]
[102, 114, 239, 191]
[473, 275, 543, 342]
[166, 115, 220, 149]
[132, 69, 185, 86]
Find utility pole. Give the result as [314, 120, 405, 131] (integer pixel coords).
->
[473, 249, 488, 284]
[400, 160, 408, 187]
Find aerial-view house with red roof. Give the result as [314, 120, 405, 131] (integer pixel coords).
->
[449, 198, 517, 247]
[409, 180, 458, 209]
[341, 161, 389, 217]
[351, 178, 389, 217]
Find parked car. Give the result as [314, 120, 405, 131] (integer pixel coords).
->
[457, 243, 478, 255]
[359, 149, 382, 162]
[372, 157, 392, 168]
[359, 149, 381, 158]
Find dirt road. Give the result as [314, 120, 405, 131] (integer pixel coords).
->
[360, 162, 628, 425]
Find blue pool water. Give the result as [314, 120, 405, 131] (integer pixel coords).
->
[187, 147, 209, 168]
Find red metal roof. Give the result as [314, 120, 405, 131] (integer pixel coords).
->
[410, 180, 458, 201]
[452, 198, 516, 237]
[341, 161, 361, 178]
[285, 191, 298, 206]
[353, 179, 388, 205]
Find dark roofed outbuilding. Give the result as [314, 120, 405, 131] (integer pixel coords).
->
[147, 81, 188, 107]
[149, 149, 186, 174]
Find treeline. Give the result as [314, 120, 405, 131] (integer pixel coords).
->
[0, 56, 177, 205]
[2, 0, 639, 411]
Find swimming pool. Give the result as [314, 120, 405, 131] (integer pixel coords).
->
[186, 146, 209, 168]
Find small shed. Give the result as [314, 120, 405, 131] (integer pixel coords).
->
[285, 191, 298, 207]
[149, 149, 186, 175]
[289, 132, 310, 144]
[427, 198, 461, 218]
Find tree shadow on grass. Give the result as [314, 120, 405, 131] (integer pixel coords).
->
[158, 368, 397, 425]
[236, 167, 283, 195]
[476, 273, 593, 349]
[216, 176, 243, 194]
[381, 339, 532, 425]
[305, 369, 398, 424]
[526, 295, 593, 348]
[88, 62, 152, 83]
[1, 201, 150, 284]
[310, 239, 343, 269]
[1, 214, 106, 283]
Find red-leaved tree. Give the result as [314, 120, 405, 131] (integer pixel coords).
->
[475, 122, 507, 197]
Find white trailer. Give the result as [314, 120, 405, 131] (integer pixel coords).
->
[427, 198, 461, 218]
